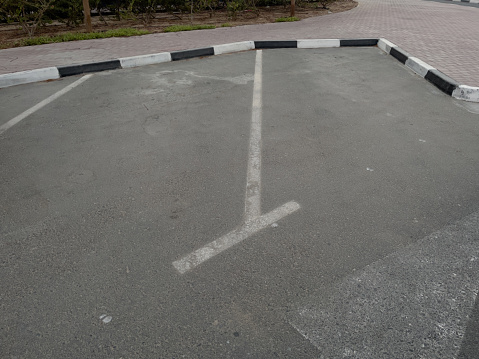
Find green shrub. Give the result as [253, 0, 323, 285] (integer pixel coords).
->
[48, 0, 84, 27]
[275, 16, 300, 22]
[318, 0, 335, 9]
[164, 24, 216, 32]
[226, 0, 246, 20]
[19, 28, 149, 46]
[0, 0, 56, 37]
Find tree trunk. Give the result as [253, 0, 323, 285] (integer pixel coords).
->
[82, 0, 93, 32]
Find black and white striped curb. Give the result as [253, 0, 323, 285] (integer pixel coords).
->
[377, 38, 479, 102]
[1, 38, 478, 102]
[445, 0, 479, 3]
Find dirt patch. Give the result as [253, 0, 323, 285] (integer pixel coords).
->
[0, 0, 357, 48]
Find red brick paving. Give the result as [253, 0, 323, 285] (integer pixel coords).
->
[1, 0, 478, 85]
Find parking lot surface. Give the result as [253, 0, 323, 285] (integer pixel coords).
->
[1, 48, 479, 358]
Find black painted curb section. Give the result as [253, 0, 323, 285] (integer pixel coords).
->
[390, 47, 410, 64]
[340, 39, 378, 47]
[58, 60, 121, 77]
[170, 47, 214, 61]
[254, 41, 298, 49]
[425, 69, 459, 96]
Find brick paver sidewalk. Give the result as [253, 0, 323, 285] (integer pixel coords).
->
[1, 0, 478, 86]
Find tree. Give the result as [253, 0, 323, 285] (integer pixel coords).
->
[0, 0, 56, 37]
[82, 0, 92, 31]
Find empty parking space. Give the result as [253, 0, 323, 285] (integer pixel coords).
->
[0, 76, 84, 128]
[1, 48, 479, 358]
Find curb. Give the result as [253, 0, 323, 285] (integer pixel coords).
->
[0, 67, 60, 88]
[1, 38, 478, 103]
[445, 0, 479, 3]
[57, 59, 121, 77]
[377, 38, 479, 101]
[171, 47, 215, 61]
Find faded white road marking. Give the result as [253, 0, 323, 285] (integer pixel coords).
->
[0, 74, 92, 136]
[173, 201, 300, 274]
[150, 70, 253, 88]
[173, 50, 300, 274]
[245, 49, 263, 221]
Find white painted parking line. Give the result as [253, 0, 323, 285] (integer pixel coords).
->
[173, 51, 300, 274]
[245, 50, 263, 221]
[173, 201, 300, 274]
[0, 74, 92, 136]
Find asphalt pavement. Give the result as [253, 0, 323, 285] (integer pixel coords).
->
[1, 48, 479, 358]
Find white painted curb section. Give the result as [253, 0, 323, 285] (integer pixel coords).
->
[406, 57, 436, 78]
[453, 85, 479, 102]
[297, 39, 340, 48]
[378, 38, 397, 54]
[0, 67, 59, 89]
[213, 41, 255, 55]
[119, 52, 171, 68]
